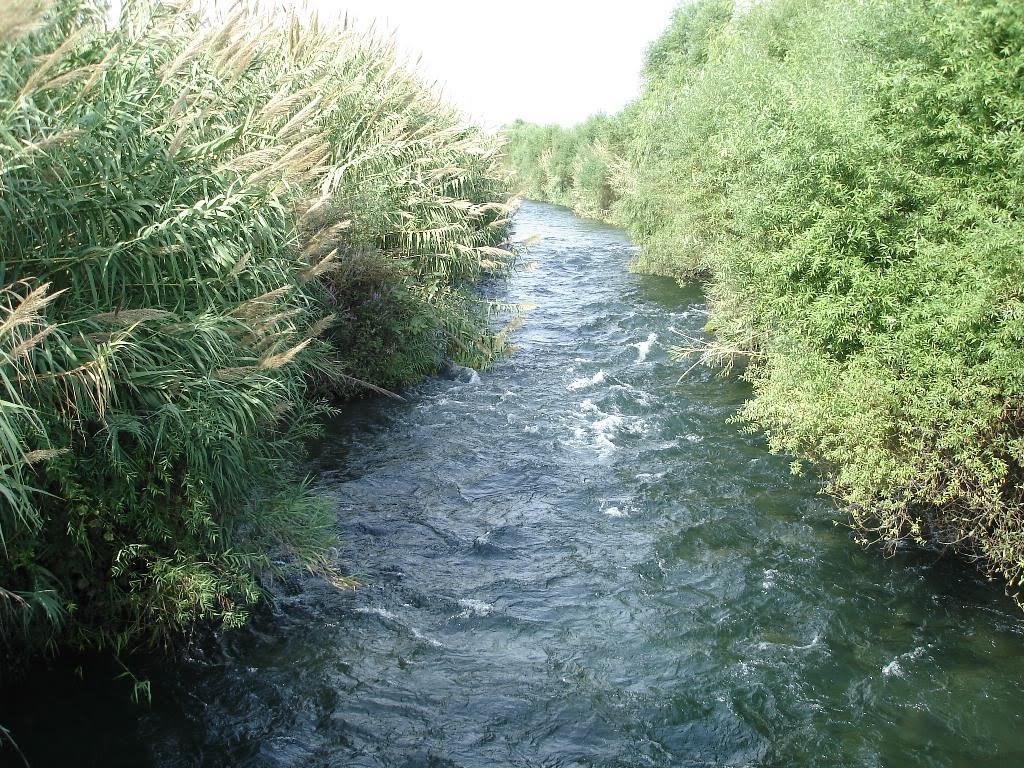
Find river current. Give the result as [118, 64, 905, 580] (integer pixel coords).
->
[5, 201, 1024, 767]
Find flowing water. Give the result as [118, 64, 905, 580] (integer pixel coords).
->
[5, 201, 1024, 767]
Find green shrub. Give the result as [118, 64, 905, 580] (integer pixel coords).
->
[504, 114, 624, 219]
[505, 0, 1024, 596]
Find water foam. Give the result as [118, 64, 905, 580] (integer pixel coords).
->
[592, 414, 625, 433]
[633, 332, 658, 363]
[456, 598, 495, 618]
[358, 606, 443, 647]
[881, 660, 902, 678]
[565, 401, 649, 455]
[590, 413, 626, 455]
[567, 371, 606, 390]
[410, 627, 444, 648]
[882, 646, 927, 678]
[356, 606, 398, 622]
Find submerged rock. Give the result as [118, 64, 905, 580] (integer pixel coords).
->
[438, 360, 481, 384]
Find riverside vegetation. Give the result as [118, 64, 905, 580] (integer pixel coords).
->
[505, 0, 1024, 595]
[0, 0, 513, 670]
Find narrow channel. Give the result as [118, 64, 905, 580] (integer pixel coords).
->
[7, 201, 1024, 767]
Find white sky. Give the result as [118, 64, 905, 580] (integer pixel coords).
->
[306, 1, 682, 129]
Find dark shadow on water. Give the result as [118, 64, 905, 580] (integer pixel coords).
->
[632, 273, 703, 309]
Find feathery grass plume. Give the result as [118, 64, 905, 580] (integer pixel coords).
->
[253, 2, 515, 390]
[0, 0, 51, 42]
[0, 0, 510, 666]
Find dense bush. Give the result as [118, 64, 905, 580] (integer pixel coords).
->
[504, 114, 626, 219]
[0, 0, 511, 665]
[505, 0, 1024, 594]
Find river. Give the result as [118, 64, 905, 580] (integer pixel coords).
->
[4, 201, 1024, 767]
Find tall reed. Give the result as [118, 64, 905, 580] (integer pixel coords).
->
[0, 0, 511, 662]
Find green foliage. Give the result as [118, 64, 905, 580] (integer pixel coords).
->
[505, 0, 1024, 595]
[642, 0, 733, 81]
[0, 0, 510, 663]
[503, 114, 626, 220]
